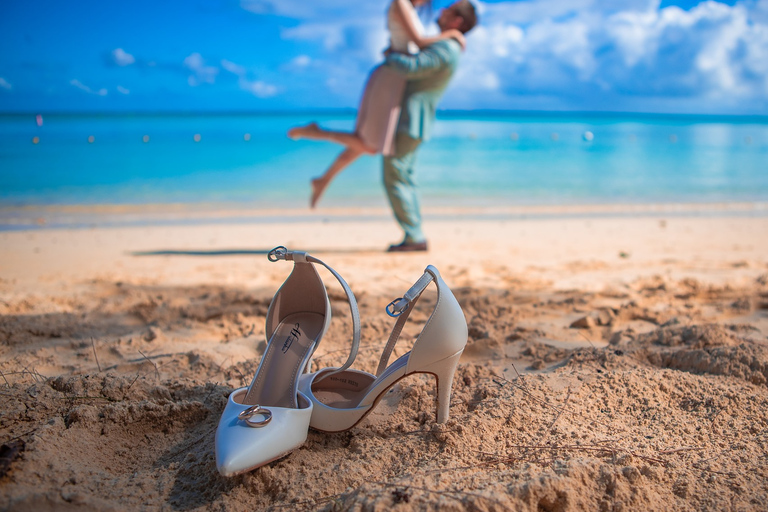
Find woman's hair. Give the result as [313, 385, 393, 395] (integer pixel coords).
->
[452, 0, 478, 34]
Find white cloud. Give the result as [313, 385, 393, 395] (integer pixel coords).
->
[442, 0, 768, 111]
[694, 5, 748, 94]
[184, 53, 219, 86]
[218, 57, 279, 97]
[240, 0, 381, 20]
[742, 19, 768, 87]
[117, 85, 130, 94]
[282, 24, 349, 52]
[234, 0, 768, 113]
[478, 71, 501, 90]
[221, 59, 246, 75]
[478, 0, 656, 26]
[0, 77, 11, 90]
[283, 20, 389, 67]
[111, 48, 135, 66]
[526, 17, 596, 76]
[70, 79, 107, 96]
[240, 79, 278, 97]
[269, 0, 388, 62]
[605, 9, 659, 67]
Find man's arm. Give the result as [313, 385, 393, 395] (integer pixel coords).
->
[384, 40, 459, 80]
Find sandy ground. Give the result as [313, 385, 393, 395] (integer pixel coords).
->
[1, 206, 768, 511]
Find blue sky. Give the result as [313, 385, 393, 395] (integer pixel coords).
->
[1, 0, 766, 114]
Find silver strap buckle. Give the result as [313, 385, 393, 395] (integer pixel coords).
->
[268, 246, 288, 262]
[386, 297, 409, 317]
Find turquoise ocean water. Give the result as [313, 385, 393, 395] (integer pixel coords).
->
[1, 112, 767, 211]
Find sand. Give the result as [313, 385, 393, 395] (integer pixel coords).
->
[1, 204, 767, 511]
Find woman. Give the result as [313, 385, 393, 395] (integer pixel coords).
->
[288, 0, 465, 208]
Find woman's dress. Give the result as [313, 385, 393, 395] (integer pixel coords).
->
[356, 0, 424, 156]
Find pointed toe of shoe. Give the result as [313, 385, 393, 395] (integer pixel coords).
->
[215, 388, 313, 477]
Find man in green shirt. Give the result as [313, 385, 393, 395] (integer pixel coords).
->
[382, 0, 478, 252]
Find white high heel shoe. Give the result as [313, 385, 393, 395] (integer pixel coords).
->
[298, 265, 468, 432]
[215, 246, 360, 476]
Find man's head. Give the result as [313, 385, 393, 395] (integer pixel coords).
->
[438, 0, 478, 34]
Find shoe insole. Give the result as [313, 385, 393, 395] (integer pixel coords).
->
[311, 354, 408, 409]
[243, 312, 325, 408]
[312, 371, 376, 408]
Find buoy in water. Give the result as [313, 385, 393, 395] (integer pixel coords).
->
[510, 133, 519, 141]
[244, 133, 251, 141]
[583, 131, 594, 142]
[32, 136, 40, 144]
[142, 135, 150, 143]
[88, 135, 95, 143]
[194, 134, 201, 142]
[550, 132, 559, 141]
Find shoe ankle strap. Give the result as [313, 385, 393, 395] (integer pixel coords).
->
[385, 269, 434, 318]
[376, 265, 440, 377]
[268, 246, 361, 381]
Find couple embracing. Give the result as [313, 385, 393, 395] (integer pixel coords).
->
[289, 0, 478, 252]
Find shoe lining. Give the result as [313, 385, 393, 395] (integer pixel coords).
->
[243, 312, 325, 408]
[312, 353, 410, 409]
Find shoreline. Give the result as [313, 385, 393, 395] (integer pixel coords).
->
[2, 200, 767, 232]
[3, 210, 767, 289]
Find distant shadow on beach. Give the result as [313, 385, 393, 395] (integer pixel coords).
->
[131, 247, 382, 257]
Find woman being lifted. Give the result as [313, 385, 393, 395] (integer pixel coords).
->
[288, 0, 465, 208]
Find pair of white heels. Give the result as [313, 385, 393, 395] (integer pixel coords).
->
[215, 246, 468, 477]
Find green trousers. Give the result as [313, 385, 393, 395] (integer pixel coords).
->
[382, 133, 425, 244]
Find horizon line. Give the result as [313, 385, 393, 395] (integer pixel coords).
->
[1, 108, 767, 122]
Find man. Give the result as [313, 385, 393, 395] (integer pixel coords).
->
[382, 0, 478, 252]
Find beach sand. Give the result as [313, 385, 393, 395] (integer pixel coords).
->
[1, 205, 768, 511]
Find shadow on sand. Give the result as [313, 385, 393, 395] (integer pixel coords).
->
[131, 247, 383, 257]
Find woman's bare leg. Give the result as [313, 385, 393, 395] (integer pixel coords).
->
[311, 147, 364, 208]
[289, 122, 376, 155]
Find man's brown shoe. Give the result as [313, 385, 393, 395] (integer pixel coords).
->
[386, 241, 428, 252]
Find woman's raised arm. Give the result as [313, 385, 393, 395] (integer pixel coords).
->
[392, 0, 466, 50]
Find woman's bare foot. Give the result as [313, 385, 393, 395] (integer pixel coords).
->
[288, 122, 320, 140]
[310, 177, 330, 209]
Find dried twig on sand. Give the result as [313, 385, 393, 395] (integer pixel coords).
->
[494, 375, 614, 430]
[231, 365, 247, 387]
[577, 331, 596, 349]
[138, 349, 160, 381]
[489, 443, 667, 466]
[91, 337, 102, 372]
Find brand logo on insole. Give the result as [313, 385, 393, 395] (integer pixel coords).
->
[282, 323, 301, 353]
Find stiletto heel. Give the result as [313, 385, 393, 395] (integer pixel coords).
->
[299, 265, 468, 432]
[420, 349, 463, 423]
[215, 246, 360, 476]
